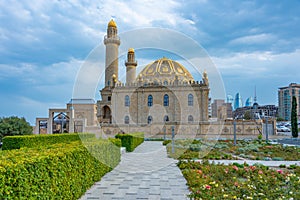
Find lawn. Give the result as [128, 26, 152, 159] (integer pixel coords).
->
[179, 160, 300, 199]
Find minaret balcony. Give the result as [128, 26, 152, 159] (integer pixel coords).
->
[104, 36, 120, 45]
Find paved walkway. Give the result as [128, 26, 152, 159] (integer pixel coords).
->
[80, 141, 190, 200]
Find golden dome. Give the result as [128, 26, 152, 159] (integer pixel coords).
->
[128, 48, 134, 53]
[136, 57, 194, 83]
[108, 19, 117, 28]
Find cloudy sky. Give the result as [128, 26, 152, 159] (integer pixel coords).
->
[1, 0, 300, 124]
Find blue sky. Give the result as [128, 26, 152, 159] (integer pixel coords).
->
[1, 0, 300, 124]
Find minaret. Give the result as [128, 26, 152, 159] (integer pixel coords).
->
[104, 19, 120, 87]
[125, 48, 137, 84]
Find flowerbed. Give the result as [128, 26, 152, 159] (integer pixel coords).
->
[166, 139, 300, 161]
[179, 160, 300, 199]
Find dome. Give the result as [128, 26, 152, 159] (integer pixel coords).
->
[108, 19, 117, 28]
[137, 57, 194, 83]
[128, 48, 134, 53]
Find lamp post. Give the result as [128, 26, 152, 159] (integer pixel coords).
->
[233, 119, 237, 146]
[171, 126, 175, 154]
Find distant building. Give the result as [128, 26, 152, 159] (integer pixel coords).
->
[278, 83, 300, 121]
[211, 99, 233, 119]
[211, 99, 225, 118]
[227, 95, 234, 109]
[234, 104, 278, 119]
[245, 97, 253, 107]
[234, 93, 243, 110]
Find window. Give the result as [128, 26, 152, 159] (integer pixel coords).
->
[124, 116, 129, 124]
[188, 115, 193, 123]
[148, 95, 153, 107]
[147, 116, 153, 124]
[188, 94, 193, 106]
[163, 94, 169, 106]
[164, 115, 169, 122]
[125, 95, 130, 107]
[163, 80, 168, 85]
[108, 96, 111, 101]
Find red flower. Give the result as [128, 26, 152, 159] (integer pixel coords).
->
[197, 170, 202, 175]
[205, 185, 211, 190]
[250, 166, 256, 171]
[277, 170, 283, 174]
[232, 165, 239, 171]
[258, 170, 263, 174]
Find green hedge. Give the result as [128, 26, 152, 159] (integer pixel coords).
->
[2, 133, 95, 150]
[0, 140, 120, 199]
[115, 132, 144, 152]
[108, 138, 122, 147]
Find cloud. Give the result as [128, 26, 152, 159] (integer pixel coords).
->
[229, 33, 276, 45]
[213, 49, 300, 104]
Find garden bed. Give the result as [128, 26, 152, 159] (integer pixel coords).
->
[179, 160, 300, 199]
[165, 139, 300, 161]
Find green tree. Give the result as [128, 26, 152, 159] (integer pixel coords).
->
[0, 116, 33, 141]
[291, 96, 298, 138]
[243, 110, 252, 120]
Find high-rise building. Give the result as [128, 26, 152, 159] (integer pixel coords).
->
[278, 83, 300, 121]
[245, 97, 253, 107]
[234, 93, 243, 110]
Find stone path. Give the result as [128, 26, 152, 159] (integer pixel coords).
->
[80, 141, 190, 200]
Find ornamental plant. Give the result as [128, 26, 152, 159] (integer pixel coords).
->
[178, 160, 300, 199]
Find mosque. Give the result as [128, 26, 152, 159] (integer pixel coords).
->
[34, 20, 263, 138]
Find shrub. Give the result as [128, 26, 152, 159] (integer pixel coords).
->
[272, 157, 284, 161]
[115, 132, 144, 152]
[108, 138, 122, 147]
[163, 140, 171, 146]
[0, 140, 120, 199]
[2, 133, 95, 150]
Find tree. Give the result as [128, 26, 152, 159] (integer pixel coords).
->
[291, 96, 298, 138]
[0, 116, 33, 141]
[243, 111, 252, 120]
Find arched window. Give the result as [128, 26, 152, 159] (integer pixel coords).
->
[124, 116, 129, 124]
[148, 95, 153, 107]
[125, 95, 130, 107]
[188, 115, 194, 123]
[163, 94, 169, 106]
[164, 115, 169, 122]
[163, 80, 168, 85]
[188, 94, 193, 106]
[147, 116, 153, 124]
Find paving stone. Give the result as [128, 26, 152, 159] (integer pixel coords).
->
[80, 141, 190, 199]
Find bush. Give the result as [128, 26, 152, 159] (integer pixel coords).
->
[115, 132, 144, 152]
[108, 138, 122, 147]
[2, 133, 95, 150]
[163, 140, 171, 146]
[0, 140, 120, 199]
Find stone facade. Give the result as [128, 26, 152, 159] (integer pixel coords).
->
[97, 20, 209, 130]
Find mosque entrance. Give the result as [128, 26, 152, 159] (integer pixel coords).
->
[52, 112, 70, 133]
[102, 106, 112, 124]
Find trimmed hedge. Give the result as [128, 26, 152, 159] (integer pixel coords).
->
[0, 140, 120, 199]
[115, 132, 144, 152]
[2, 133, 95, 150]
[108, 138, 122, 147]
